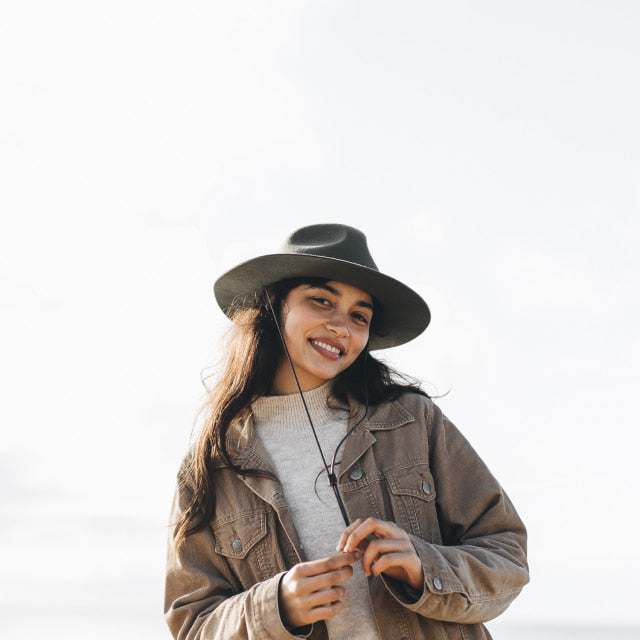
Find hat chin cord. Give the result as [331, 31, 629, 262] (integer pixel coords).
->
[265, 292, 352, 528]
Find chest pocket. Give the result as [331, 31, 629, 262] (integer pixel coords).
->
[212, 512, 273, 586]
[213, 511, 267, 558]
[386, 464, 441, 543]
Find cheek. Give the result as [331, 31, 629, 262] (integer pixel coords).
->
[347, 331, 370, 363]
[281, 310, 309, 348]
[356, 327, 371, 350]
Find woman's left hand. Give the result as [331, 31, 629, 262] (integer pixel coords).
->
[336, 518, 424, 591]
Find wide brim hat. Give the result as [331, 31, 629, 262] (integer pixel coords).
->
[214, 224, 430, 350]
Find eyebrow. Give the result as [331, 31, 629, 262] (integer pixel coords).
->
[305, 283, 374, 311]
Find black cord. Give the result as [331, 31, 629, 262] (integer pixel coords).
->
[265, 292, 351, 527]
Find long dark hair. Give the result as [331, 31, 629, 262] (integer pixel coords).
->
[173, 277, 427, 546]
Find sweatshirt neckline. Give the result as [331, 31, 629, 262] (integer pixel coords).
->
[251, 381, 345, 430]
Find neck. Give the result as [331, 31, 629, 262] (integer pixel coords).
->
[270, 361, 326, 396]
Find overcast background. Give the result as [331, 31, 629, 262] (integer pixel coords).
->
[2, 2, 639, 638]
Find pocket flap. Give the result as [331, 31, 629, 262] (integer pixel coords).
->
[387, 465, 437, 502]
[213, 512, 268, 559]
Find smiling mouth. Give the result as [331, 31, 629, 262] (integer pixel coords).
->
[310, 339, 344, 356]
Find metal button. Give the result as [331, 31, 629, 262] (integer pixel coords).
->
[421, 480, 431, 495]
[349, 467, 363, 481]
[231, 538, 243, 553]
[433, 576, 443, 590]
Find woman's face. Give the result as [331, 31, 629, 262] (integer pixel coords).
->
[271, 280, 373, 395]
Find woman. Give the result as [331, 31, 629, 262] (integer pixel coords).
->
[165, 224, 529, 640]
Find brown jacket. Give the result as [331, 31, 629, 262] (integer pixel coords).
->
[165, 393, 529, 639]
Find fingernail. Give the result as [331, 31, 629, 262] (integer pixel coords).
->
[354, 550, 362, 560]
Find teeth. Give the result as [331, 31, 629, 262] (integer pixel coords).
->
[312, 340, 341, 354]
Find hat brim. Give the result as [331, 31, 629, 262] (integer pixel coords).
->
[214, 253, 430, 350]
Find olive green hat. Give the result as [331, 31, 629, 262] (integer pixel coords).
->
[213, 223, 430, 350]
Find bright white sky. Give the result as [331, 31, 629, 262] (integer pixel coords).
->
[2, 2, 639, 637]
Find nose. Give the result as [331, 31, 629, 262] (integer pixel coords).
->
[326, 311, 350, 338]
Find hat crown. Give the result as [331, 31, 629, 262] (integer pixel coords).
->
[282, 224, 379, 271]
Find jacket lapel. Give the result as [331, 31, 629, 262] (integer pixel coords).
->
[230, 412, 304, 560]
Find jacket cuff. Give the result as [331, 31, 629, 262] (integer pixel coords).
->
[380, 534, 460, 612]
[380, 573, 424, 605]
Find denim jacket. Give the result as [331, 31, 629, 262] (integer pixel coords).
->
[165, 393, 529, 639]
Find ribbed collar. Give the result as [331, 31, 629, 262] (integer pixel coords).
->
[251, 381, 345, 432]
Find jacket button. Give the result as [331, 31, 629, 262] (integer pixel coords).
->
[433, 576, 443, 590]
[421, 480, 431, 495]
[231, 538, 243, 553]
[349, 468, 363, 481]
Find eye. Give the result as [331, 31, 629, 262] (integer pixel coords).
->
[311, 296, 331, 306]
[351, 312, 370, 326]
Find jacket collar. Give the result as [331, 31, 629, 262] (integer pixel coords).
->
[350, 394, 416, 431]
[335, 394, 416, 480]
[227, 393, 416, 471]
[226, 410, 273, 472]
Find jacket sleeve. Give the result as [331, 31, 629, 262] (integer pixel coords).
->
[383, 399, 529, 624]
[164, 480, 311, 640]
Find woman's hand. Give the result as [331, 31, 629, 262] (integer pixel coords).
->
[278, 550, 361, 630]
[336, 518, 424, 591]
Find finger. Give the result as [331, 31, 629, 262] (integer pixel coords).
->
[360, 538, 412, 576]
[342, 518, 406, 552]
[305, 599, 344, 624]
[294, 551, 361, 578]
[336, 518, 363, 551]
[374, 553, 424, 590]
[303, 584, 346, 610]
[282, 593, 344, 628]
[289, 588, 347, 626]
[343, 518, 392, 552]
[281, 557, 354, 604]
[280, 567, 351, 627]
[301, 563, 354, 594]
[370, 551, 418, 577]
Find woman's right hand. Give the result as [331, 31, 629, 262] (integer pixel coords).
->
[278, 550, 361, 630]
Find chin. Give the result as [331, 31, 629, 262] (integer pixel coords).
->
[304, 369, 340, 388]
